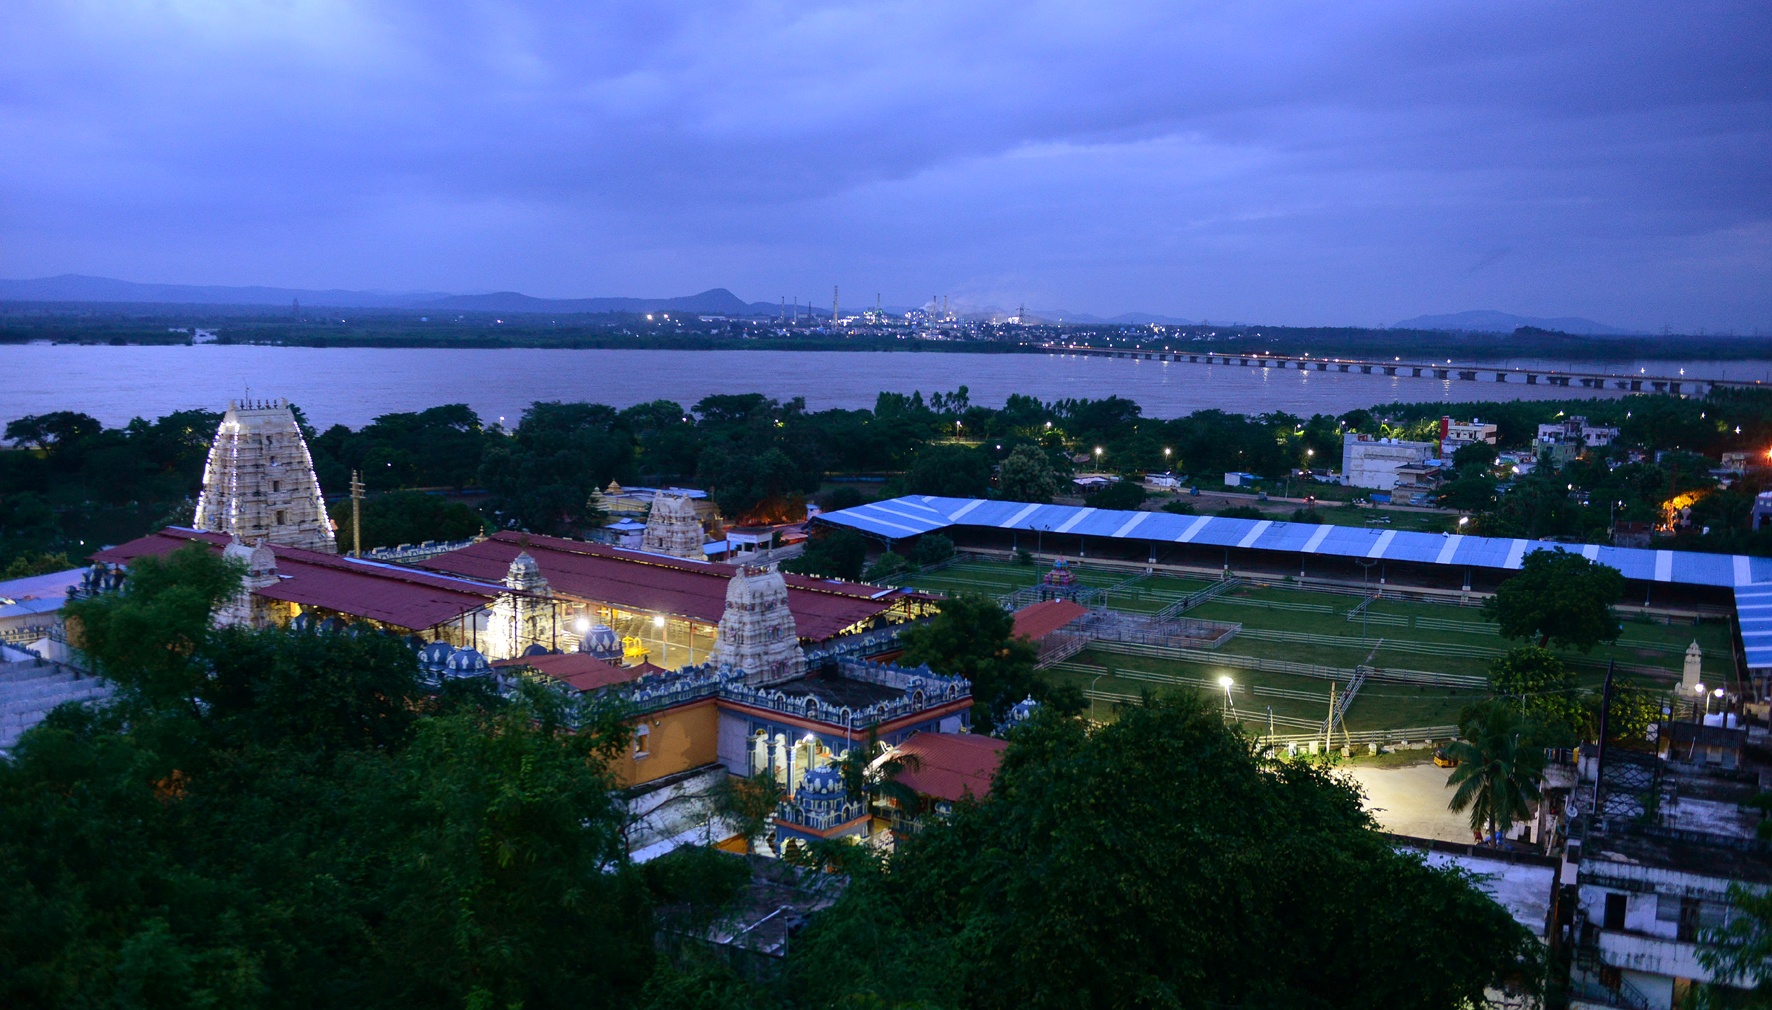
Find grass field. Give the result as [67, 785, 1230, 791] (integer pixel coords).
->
[905, 555, 1737, 734]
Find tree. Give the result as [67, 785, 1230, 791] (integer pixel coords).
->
[1289, 506, 1326, 524]
[905, 443, 991, 498]
[1488, 646, 1586, 743]
[910, 533, 955, 567]
[862, 551, 911, 582]
[1446, 702, 1548, 842]
[1218, 504, 1265, 519]
[897, 593, 1038, 731]
[1087, 480, 1146, 511]
[1698, 884, 1772, 1003]
[781, 528, 868, 581]
[1483, 550, 1624, 651]
[714, 771, 786, 855]
[995, 444, 1060, 503]
[4, 557, 650, 1010]
[788, 697, 1540, 1008]
[329, 490, 486, 552]
[696, 445, 810, 519]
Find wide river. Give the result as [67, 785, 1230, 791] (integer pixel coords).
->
[3, 344, 1764, 428]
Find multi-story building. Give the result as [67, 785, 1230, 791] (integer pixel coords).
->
[1341, 433, 1437, 490]
[1440, 417, 1499, 447]
[1564, 715, 1769, 1009]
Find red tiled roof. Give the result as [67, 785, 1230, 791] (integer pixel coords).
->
[493, 652, 639, 692]
[92, 528, 507, 632]
[1011, 599, 1090, 642]
[417, 531, 905, 641]
[893, 732, 1008, 803]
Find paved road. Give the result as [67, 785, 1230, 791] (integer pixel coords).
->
[1342, 760, 1474, 843]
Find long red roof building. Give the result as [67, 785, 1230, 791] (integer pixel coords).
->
[417, 531, 923, 642]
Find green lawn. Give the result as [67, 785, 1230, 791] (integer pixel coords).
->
[910, 557, 1730, 711]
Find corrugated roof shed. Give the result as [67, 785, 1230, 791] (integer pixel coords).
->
[93, 528, 508, 632]
[1011, 599, 1091, 642]
[1738, 584, 1772, 672]
[820, 495, 1772, 589]
[894, 731, 1008, 803]
[417, 531, 908, 641]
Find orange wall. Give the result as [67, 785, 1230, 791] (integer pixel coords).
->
[613, 699, 720, 787]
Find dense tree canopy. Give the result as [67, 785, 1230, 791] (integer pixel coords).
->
[5, 545, 650, 1010]
[788, 698, 1541, 1009]
[897, 593, 1039, 731]
[1483, 551, 1624, 651]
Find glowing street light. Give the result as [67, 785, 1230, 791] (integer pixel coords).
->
[1219, 675, 1236, 717]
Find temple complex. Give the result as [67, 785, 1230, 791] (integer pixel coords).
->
[193, 399, 337, 553]
[641, 491, 708, 560]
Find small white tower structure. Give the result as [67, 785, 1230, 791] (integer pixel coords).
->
[642, 492, 707, 560]
[1682, 641, 1704, 696]
[194, 398, 337, 553]
[491, 551, 553, 659]
[216, 537, 279, 629]
[711, 564, 805, 685]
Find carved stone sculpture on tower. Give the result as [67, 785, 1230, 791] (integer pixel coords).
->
[642, 492, 708, 560]
[216, 537, 279, 628]
[711, 564, 806, 685]
[193, 398, 338, 553]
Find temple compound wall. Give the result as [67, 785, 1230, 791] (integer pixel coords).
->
[193, 399, 337, 553]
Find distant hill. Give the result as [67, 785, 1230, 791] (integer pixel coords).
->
[0, 275, 783, 316]
[0, 274, 447, 308]
[426, 288, 768, 315]
[1391, 310, 1635, 336]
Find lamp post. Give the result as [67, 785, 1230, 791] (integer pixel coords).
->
[1090, 673, 1105, 723]
[1218, 675, 1235, 720]
[1694, 682, 1706, 724]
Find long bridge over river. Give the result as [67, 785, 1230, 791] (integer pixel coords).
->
[1033, 344, 1765, 396]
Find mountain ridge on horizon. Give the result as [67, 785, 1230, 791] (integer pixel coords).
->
[0, 274, 1639, 334]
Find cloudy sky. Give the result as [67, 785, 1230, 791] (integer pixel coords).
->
[2, 1, 1768, 329]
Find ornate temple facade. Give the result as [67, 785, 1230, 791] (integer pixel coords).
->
[709, 564, 806, 685]
[641, 492, 708, 560]
[486, 552, 556, 660]
[193, 399, 337, 553]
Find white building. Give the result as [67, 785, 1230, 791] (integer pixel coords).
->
[1341, 434, 1436, 490]
[1566, 722, 1769, 1009]
[1441, 417, 1499, 447]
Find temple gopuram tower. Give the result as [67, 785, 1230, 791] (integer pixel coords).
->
[642, 491, 707, 560]
[193, 399, 337, 553]
[711, 564, 805, 685]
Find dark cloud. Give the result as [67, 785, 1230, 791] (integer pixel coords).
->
[1, 0, 1767, 329]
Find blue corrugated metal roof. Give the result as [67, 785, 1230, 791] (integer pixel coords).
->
[819, 496, 1772, 590]
[1739, 584, 1772, 672]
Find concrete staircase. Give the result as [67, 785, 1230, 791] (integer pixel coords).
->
[0, 659, 112, 753]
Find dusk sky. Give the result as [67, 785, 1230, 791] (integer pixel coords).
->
[3, 1, 1768, 330]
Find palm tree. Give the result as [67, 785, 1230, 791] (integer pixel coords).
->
[1446, 703, 1546, 844]
[836, 726, 922, 818]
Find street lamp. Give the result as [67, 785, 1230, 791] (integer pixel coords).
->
[1218, 675, 1235, 718]
[1090, 673, 1105, 722]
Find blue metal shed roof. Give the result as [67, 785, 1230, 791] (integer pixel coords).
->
[1739, 584, 1772, 672]
[819, 495, 1772, 591]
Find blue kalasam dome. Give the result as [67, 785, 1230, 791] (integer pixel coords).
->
[289, 612, 313, 633]
[797, 764, 845, 803]
[523, 642, 552, 657]
[418, 640, 457, 672]
[445, 647, 490, 677]
[578, 622, 621, 659]
[1007, 695, 1041, 724]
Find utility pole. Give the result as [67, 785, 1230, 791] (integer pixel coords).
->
[349, 470, 365, 558]
[832, 285, 840, 330]
[1326, 682, 1337, 753]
